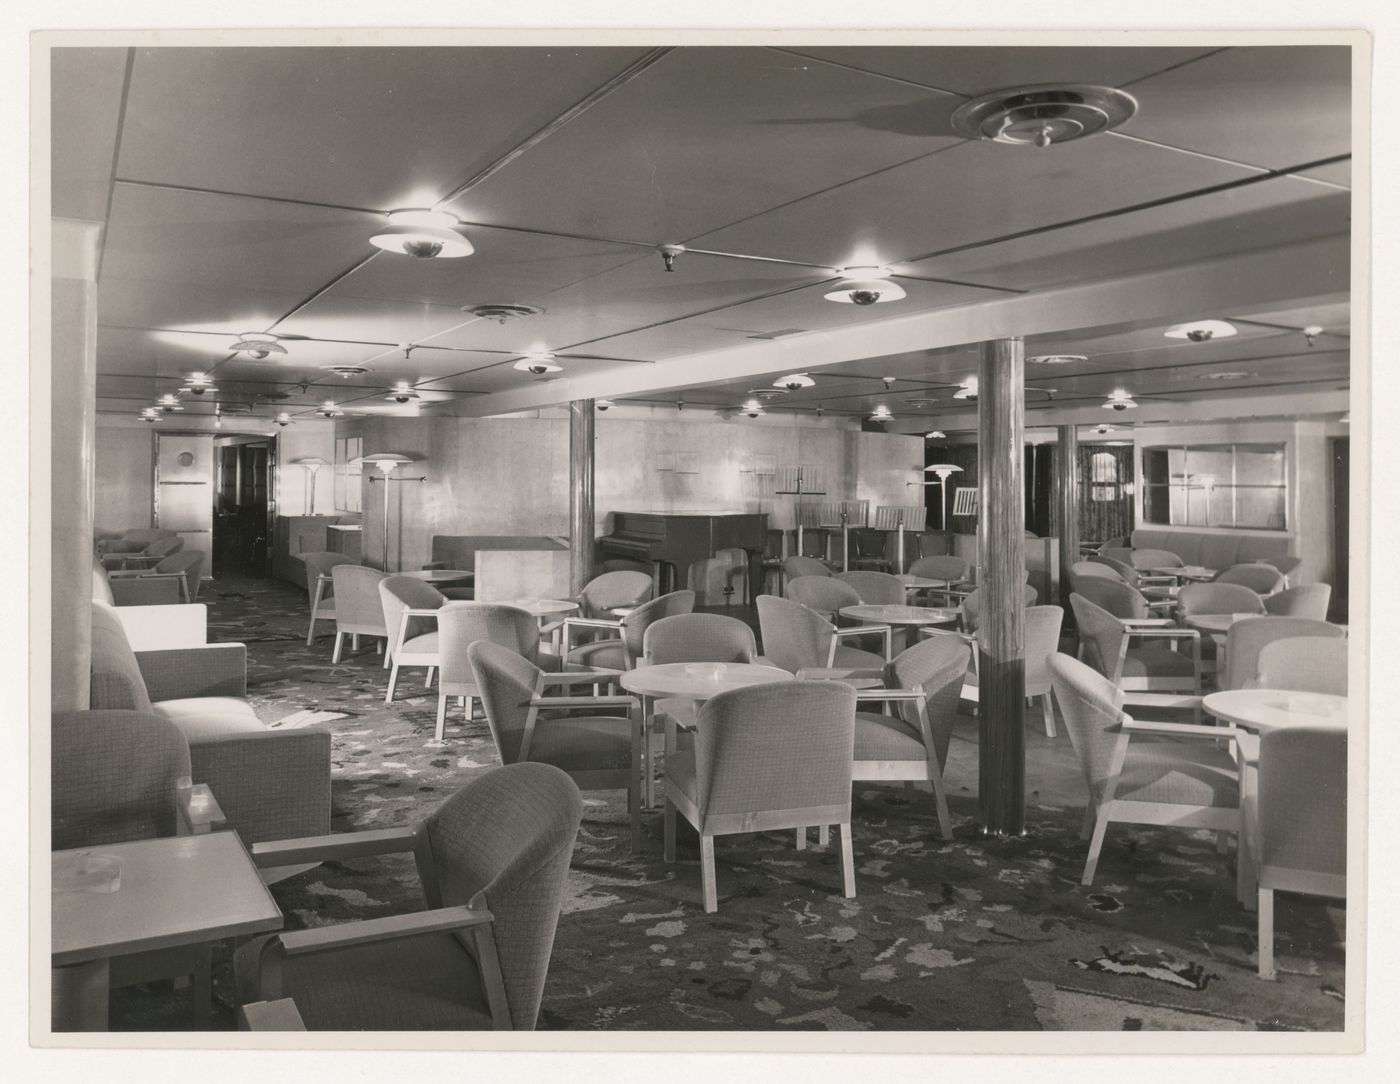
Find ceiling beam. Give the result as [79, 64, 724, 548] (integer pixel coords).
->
[455, 235, 1349, 418]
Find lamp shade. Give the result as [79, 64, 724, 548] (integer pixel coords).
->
[358, 452, 416, 476]
[293, 456, 330, 471]
[925, 463, 963, 481]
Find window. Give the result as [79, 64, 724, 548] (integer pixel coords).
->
[1141, 443, 1286, 529]
[334, 436, 363, 513]
[1089, 452, 1119, 502]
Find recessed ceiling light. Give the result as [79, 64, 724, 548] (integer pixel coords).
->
[322, 364, 373, 378]
[1027, 354, 1087, 365]
[952, 84, 1138, 147]
[824, 267, 906, 306]
[463, 303, 544, 323]
[514, 354, 563, 375]
[370, 209, 473, 259]
[773, 372, 815, 390]
[1165, 319, 1237, 342]
[230, 333, 286, 359]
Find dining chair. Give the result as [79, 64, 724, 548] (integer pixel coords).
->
[640, 613, 758, 665]
[908, 555, 970, 604]
[785, 574, 860, 621]
[1221, 616, 1346, 692]
[663, 680, 857, 913]
[302, 551, 357, 645]
[435, 602, 568, 741]
[836, 570, 905, 605]
[1255, 554, 1304, 583]
[1248, 726, 1346, 979]
[380, 575, 447, 702]
[1262, 583, 1331, 619]
[469, 640, 642, 849]
[848, 528, 893, 572]
[563, 589, 696, 671]
[1255, 636, 1348, 695]
[330, 564, 389, 664]
[1047, 653, 1240, 886]
[235, 762, 583, 1029]
[1215, 563, 1286, 596]
[577, 569, 654, 619]
[756, 594, 891, 673]
[1069, 593, 1202, 703]
[781, 555, 832, 582]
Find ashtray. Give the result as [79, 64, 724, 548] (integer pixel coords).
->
[53, 851, 122, 895]
[684, 662, 727, 680]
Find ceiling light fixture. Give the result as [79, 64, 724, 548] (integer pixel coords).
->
[181, 372, 217, 395]
[595, 399, 614, 411]
[230, 333, 286, 359]
[463, 303, 544, 323]
[1027, 354, 1087, 365]
[140, 407, 160, 423]
[370, 209, 473, 259]
[924, 430, 946, 440]
[276, 412, 293, 427]
[774, 373, 815, 391]
[322, 364, 373, 379]
[1104, 390, 1139, 412]
[1199, 371, 1254, 381]
[824, 267, 906, 306]
[658, 244, 685, 272]
[317, 400, 343, 419]
[1165, 319, 1237, 343]
[387, 382, 420, 405]
[740, 398, 766, 419]
[513, 353, 562, 375]
[869, 405, 894, 422]
[951, 84, 1138, 147]
[953, 378, 979, 402]
[1303, 324, 1324, 347]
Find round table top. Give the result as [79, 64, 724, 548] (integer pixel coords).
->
[896, 575, 954, 589]
[840, 604, 961, 626]
[1184, 612, 1260, 634]
[1203, 689, 1348, 733]
[402, 568, 475, 586]
[620, 662, 792, 700]
[1147, 565, 1217, 581]
[496, 597, 579, 618]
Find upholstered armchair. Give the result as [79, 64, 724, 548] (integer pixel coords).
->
[562, 589, 696, 671]
[1255, 636, 1348, 695]
[785, 575, 860, 621]
[108, 549, 204, 603]
[301, 551, 358, 646]
[836, 570, 905, 605]
[1069, 593, 1202, 716]
[756, 594, 891, 673]
[330, 564, 388, 664]
[380, 575, 447, 701]
[1262, 583, 1331, 619]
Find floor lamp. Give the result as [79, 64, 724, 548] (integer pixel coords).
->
[360, 453, 422, 572]
[292, 456, 329, 514]
[923, 464, 963, 531]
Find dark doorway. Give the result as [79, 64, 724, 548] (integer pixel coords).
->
[214, 436, 275, 576]
[1331, 437, 1349, 624]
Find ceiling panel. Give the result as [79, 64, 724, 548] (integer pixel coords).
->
[1122, 46, 1351, 171]
[116, 47, 650, 209]
[917, 179, 1348, 291]
[51, 48, 128, 222]
[793, 46, 1214, 98]
[691, 135, 1261, 268]
[446, 46, 966, 243]
[1296, 161, 1351, 187]
[270, 293, 479, 352]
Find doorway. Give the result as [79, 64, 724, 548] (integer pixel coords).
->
[214, 435, 276, 576]
[1331, 437, 1348, 624]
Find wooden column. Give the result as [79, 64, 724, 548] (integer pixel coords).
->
[568, 400, 596, 596]
[976, 337, 1026, 836]
[1055, 423, 1080, 610]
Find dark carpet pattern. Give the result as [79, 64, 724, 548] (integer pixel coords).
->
[110, 575, 1346, 1032]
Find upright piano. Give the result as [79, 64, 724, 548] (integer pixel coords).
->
[598, 511, 769, 599]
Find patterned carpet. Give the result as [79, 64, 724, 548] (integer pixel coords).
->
[110, 574, 1346, 1032]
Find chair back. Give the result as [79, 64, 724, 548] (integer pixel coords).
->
[1068, 593, 1128, 682]
[52, 709, 191, 849]
[331, 564, 389, 633]
[1129, 548, 1182, 570]
[88, 601, 153, 712]
[578, 570, 653, 619]
[1223, 616, 1345, 692]
[1069, 576, 1149, 620]
[1263, 583, 1331, 619]
[908, 555, 967, 583]
[1258, 554, 1303, 577]
[786, 575, 859, 617]
[1257, 727, 1346, 879]
[1100, 546, 1135, 565]
[850, 528, 887, 562]
[302, 551, 357, 600]
[154, 549, 205, 601]
[1177, 581, 1266, 618]
[962, 583, 1038, 632]
[143, 536, 184, 560]
[1047, 653, 1127, 805]
[380, 575, 446, 646]
[1071, 559, 1122, 583]
[882, 634, 970, 768]
[618, 589, 696, 659]
[1256, 636, 1348, 695]
[642, 613, 756, 664]
[782, 555, 831, 580]
[693, 681, 855, 819]
[124, 528, 177, 546]
[468, 640, 545, 766]
[440, 603, 543, 684]
[1023, 605, 1067, 696]
[1092, 554, 1145, 588]
[1215, 563, 1285, 595]
[423, 762, 584, 1030]
[836, 570, 905, 605]
[756, 594, 835, 672]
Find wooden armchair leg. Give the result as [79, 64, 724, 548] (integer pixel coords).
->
[817, 824, 830, 848]
[385, 664, 400, 704]
[700, 835, 718, 913]
[332, 631, 345, 664]
[1257, 888, 1276, 979]
[435, 693, 448, 742]
[839, 823, 856, 898]
[1082, 816, 1109, 885]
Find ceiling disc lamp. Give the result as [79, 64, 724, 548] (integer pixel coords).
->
[275, 412, 293, 427]
[140, 407, 160, 423]
[774, 372, 815, 391]
[1104, 391, 1138, 412]
[370, 209, 473, 259]
[824, 267, 906, 306]
[951, 84, 1138, 147]
[1303, 324, 1324, 347]
[924, 430, 946, 440]
[952, 378, 978, 402]
[230, 333, 286, 359]
[1164, 319, 1237, 343]
[181, 372, 217, 395]
[740, 398, 766, 419]
[316, 400, 343, 418]
[514, 353, 563, 375]
[387, 382, 420, 404]
[869, 405, 894, 422]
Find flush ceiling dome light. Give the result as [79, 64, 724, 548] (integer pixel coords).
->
[1165, 319, 1237, 343]
[230, 333, 287, 359]
[951, 84, 1138, 148]
[370, 209, 474, 259]
[774, 372, 815, 390]
[513, 353, 563, 375]
[824, 267, 906, 306]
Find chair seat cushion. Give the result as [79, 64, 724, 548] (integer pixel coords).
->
[1121, 643, 1196, 679]
[1117, 740, 1239, 807]
[834, 645, 886, 669]
[853, 711, 927, 761]
[235, 931, 491, 1031]
[528, 716, 633, 772]
[152, 697, 265, 742]
[567, 639, 628, 671]
[400, 632, 439, 656]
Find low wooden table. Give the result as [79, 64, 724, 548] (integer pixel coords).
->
[51, 832, 282, 1031]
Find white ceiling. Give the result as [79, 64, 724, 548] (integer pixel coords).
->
[47, 43, 1351, 425]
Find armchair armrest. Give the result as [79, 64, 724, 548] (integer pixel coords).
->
[540, 669, 624, 686]
[527, 695, 637, 710]
[831, 623, 893, 663]
[1122, 717, 1235, 740]
[1123, 618, 1176, 628]
[137, 643, 247, 700]
[249, 824, 419, 868]
[239, 998, 307, 1031]
[1125, 627, 1201, 642]
[854, 688, 925, 703]
[176, 782, 226, 835]
[795, 667, 883, 688]
[401, 607, 442, 619]
[276, 904, 494, 956]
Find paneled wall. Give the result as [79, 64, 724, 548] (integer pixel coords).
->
[94, 421, 153, 530]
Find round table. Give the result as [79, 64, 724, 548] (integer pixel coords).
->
[1147, 565, 1217, 583]
[402, 568, 475, 588]
[840, 603, 959, 653]
[896, 575, 960, 605]
[1203, 689, 1347, 734]
[497, 597, 578, 620]
[1184, 612, 1259, 636]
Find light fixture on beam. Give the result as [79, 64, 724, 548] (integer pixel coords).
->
[316, 400, 343, 419]
[773, 372, 815, 391]
[824, 266, 906, 306]
[387, 382, 420, 405]
[1103, 390, 1138, 412]
[370, 209, 473, 259]
[1303, 324, 1324, 347]
[230, 333, 286, 359]
[275, 412, 293, 427]
[924, 430, 946, 440]
[513, 353, 562, 375]
[181, 372, 217, 395]
[1165, 319, 1237, 343]
[869, 405, 894, 422]
[952, 378, 978, 402]
[740, 398, 766, 419]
